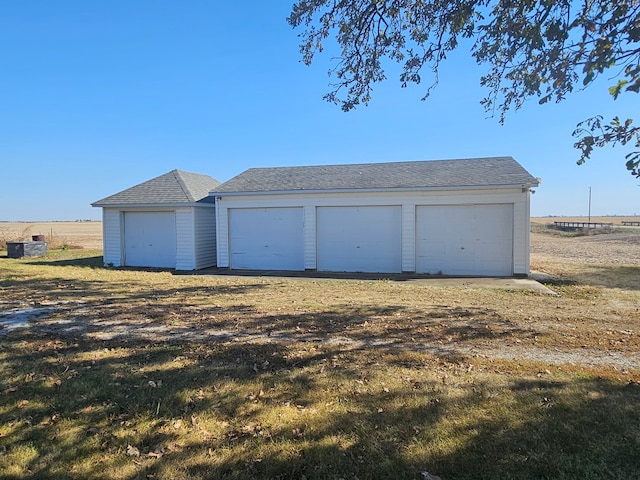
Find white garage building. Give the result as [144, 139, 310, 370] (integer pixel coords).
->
[92, 169, 220, 270]
[213, 157, 539, 276]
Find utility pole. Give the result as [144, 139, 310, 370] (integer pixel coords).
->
[588, 186, 592, 224]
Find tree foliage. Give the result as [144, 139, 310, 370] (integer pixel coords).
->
[287, 0, 640, 177]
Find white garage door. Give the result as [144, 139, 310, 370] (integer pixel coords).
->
[229, 207, 304, 270]
[124, 211, 177, 268]
[317, 206, 402, 273]
[416, 204, 513, 276]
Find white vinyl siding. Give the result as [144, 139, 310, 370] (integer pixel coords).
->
[415, 204, 513, 276]
[401, 204, 416, 272]
[193, 207, 217, 269]
[513, 196, 531, 274]
[102, 208, 123, 267]
[175, 209, 195, 270]
[228, 207, 304, 270]
[303, 206, 317, 270]
[215, 201, 230, 268]
[316, 206, 402, 273]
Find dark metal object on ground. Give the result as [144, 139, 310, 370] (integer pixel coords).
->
[7, 241, 48, 258]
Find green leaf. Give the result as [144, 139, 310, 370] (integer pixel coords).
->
[609, 80, 628, 100]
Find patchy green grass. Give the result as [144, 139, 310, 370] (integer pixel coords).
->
[1, 249, 639, 479]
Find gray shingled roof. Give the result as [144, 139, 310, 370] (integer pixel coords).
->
[212, 157, 539, 194]
[92, 169, 221, 206]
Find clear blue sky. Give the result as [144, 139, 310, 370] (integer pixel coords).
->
[2, 1, 639, 221]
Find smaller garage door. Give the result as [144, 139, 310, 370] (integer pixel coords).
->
[317, 206, 402, 273]
[416, 204, 513, 276]
[124, 211, 177, 268]
[229, 207, 304, 270]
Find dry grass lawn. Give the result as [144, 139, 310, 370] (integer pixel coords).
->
[1, 221, 639, 479]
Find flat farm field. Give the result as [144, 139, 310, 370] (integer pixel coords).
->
[0, 221, 103, 249]
[532, 215, 640, 225]
[1, 219, 639, 479]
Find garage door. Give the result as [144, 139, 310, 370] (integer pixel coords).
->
[124, 211, 177, 268]
[416, 204, 513, 276]
[317, 206, 402, 273]
[229, 207, 304, 270]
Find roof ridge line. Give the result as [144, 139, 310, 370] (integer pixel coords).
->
[239, 156, 515, 172]
[173, 170, 194, 202]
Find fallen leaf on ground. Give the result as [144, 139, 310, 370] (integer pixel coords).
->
[126, 445, 140, 457]
[421, 472, 442, 480]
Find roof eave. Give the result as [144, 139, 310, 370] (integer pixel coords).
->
[91, 202, 215, 208]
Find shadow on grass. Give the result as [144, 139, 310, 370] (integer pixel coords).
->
[542, 264, 640, 291]
[0, 287, 538, 366]
[1, 252, 638, 478]
[226, 305, 537, 364]
[182, 267, 514, 282]
[575, 264, 640, 290]
[1, 332, 639, 480]
[0, 264, 535, 354]
[26, 255, 104, 268]
[0, 275, 267, 310]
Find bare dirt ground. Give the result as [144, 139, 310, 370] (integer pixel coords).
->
[531, 230, 640, 266]
[531, 216, 640, 266]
